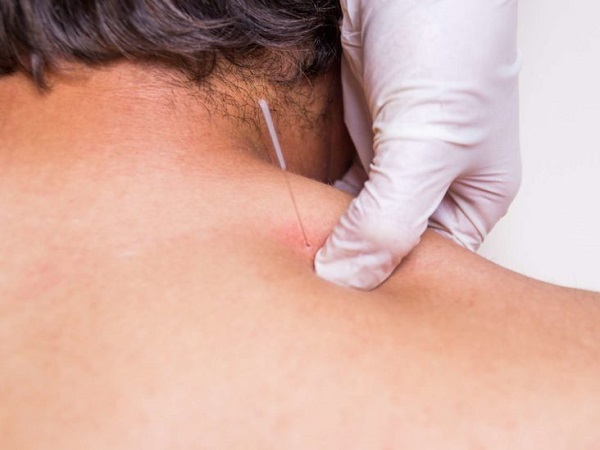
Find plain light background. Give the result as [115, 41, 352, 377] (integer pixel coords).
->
[479, 0, 600, 291]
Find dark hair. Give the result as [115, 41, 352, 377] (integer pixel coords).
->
[0, 0, 342, 89]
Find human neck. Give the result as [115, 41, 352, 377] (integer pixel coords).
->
[0, 62, 349, 178]
[0, 64, 351, 263]
[1, 64, 264, 171]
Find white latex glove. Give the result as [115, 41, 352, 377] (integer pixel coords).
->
[315, 0, 522, 289]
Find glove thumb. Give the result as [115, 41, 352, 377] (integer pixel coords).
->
[315, 141, 459, 289]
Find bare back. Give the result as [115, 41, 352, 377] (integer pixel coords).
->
[1, 170, 599, 449]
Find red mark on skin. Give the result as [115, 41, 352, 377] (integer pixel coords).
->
[274, 218, 334, 268]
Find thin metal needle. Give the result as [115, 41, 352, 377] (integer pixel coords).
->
[258, 99, 311, 248]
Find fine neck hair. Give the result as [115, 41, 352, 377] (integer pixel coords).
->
[1, 60, 349, 173]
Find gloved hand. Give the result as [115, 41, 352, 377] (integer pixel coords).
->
[315, 0, 522, 289]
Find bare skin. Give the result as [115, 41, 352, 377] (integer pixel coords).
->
[0, 64, 599, 449]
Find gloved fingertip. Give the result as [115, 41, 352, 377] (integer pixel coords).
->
[314, 245, 394, 290]
[314, 217, 424, 290]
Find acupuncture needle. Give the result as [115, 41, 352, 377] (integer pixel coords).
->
[258, 99, 311, 248]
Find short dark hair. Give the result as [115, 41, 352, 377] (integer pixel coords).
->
[0, 0, 342, 89]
